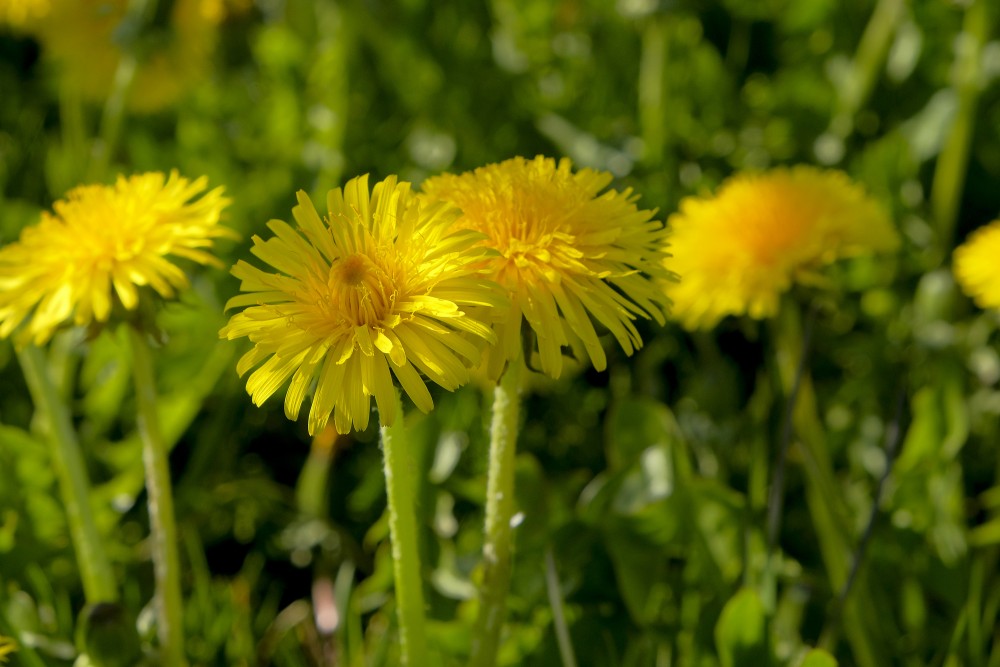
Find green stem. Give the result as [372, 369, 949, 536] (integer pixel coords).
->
[379, 388, 429, 666]
[771, 303, 885, 667]
[87, 54, 136, 181]
[87, 0, 157, 181]
[820, 0, 903, 161]
[129, 327, 186, 667]
[470, 355, 524, 667]
[638, 16, 667, 167]
[59, 85, 89, 185]
[929, 0, 991, 253]
[846, 0, 905, 118]
[16, 346, 117, 604]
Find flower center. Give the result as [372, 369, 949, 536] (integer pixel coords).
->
[326, 253, 394, 327]
[336, 254, 369, 287]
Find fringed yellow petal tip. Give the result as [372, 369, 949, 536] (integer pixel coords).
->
[421, 155, 672, 379]
[222, 174, 502, 436]
[954, 219, 1000, 311]
[663, 165, 900, 331]
[0, 171, 232, 346]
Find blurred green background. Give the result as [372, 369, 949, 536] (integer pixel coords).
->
[2, 0, 1000, 665]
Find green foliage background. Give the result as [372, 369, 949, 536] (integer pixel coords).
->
[2, 0, 1000, 665]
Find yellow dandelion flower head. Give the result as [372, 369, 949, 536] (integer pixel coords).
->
[421, 156, 672, 380]
[665, 166, 899, 330]
[220, 174, 504, 436]
[0, 635, 16, 664]
[33, 0, 221, 113]
[954, 219, 1000, 310]
[0, 171, 232, 345]
[0, 0, 49, 28]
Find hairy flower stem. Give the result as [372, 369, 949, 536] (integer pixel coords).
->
[470, 355, 524, 667]
[379, 388, 429, 666]
[129, 327, 186, 667]
[17, 346, 117, 605]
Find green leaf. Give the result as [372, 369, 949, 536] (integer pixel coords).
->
[715, 587, 768, 667]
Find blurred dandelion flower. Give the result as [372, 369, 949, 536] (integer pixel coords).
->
[421, 156, 672, 379]
[32, 0, 222, 113]
[0, 0, 49, 28]
[954, 219, 1000, 310]
[664, 166, 899, 330]
[0, 636, 15, 664]
[0, 171, 231, 345]
[220, 175, 504, 435]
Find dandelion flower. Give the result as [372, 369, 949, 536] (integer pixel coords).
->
[664, 166, 899, 330]
[954, 219, 1000, 310]
[0, 171, 231, 345]
[0, 0, 49, 28]
[220, 174, 504, 435]
[421, 156, 672, 379]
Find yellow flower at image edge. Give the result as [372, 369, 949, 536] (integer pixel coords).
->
[0, 171, 232, 345]
[954, 219, 1000, 310]
[421, 156, 673, 380]
[664, 166, 900, 330]
[0, 635, 15, 664]
[220, 175, 504, 435]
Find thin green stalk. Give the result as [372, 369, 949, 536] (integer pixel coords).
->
[379, 388, 429, 666]
[845, 0, 905, 118]
[821, 0, 904, 161]
[469, 355, 524, 667]
[770, 304, 886, 667]
[58, 85, 89, 185]
[87, 55, 136, 181]
[16, 346, 117, 604]
[638, 16, 667, 167]
[87, 0, 157, 181]
[309, 1, 350, 196]
[544, 548, 578, 667]
[929, 0, 991, 253]
[766, 304, 816, 551]
[761, 305, 814, 614]
[129, 327, 186, 667]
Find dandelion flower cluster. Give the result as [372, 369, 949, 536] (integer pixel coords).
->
[0, 171, 231, 345]
[220, 175, 505, 435]
[421, 156, 672, 379]
[664, 166, 899, 329]
[954, 219, 1000, 310]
